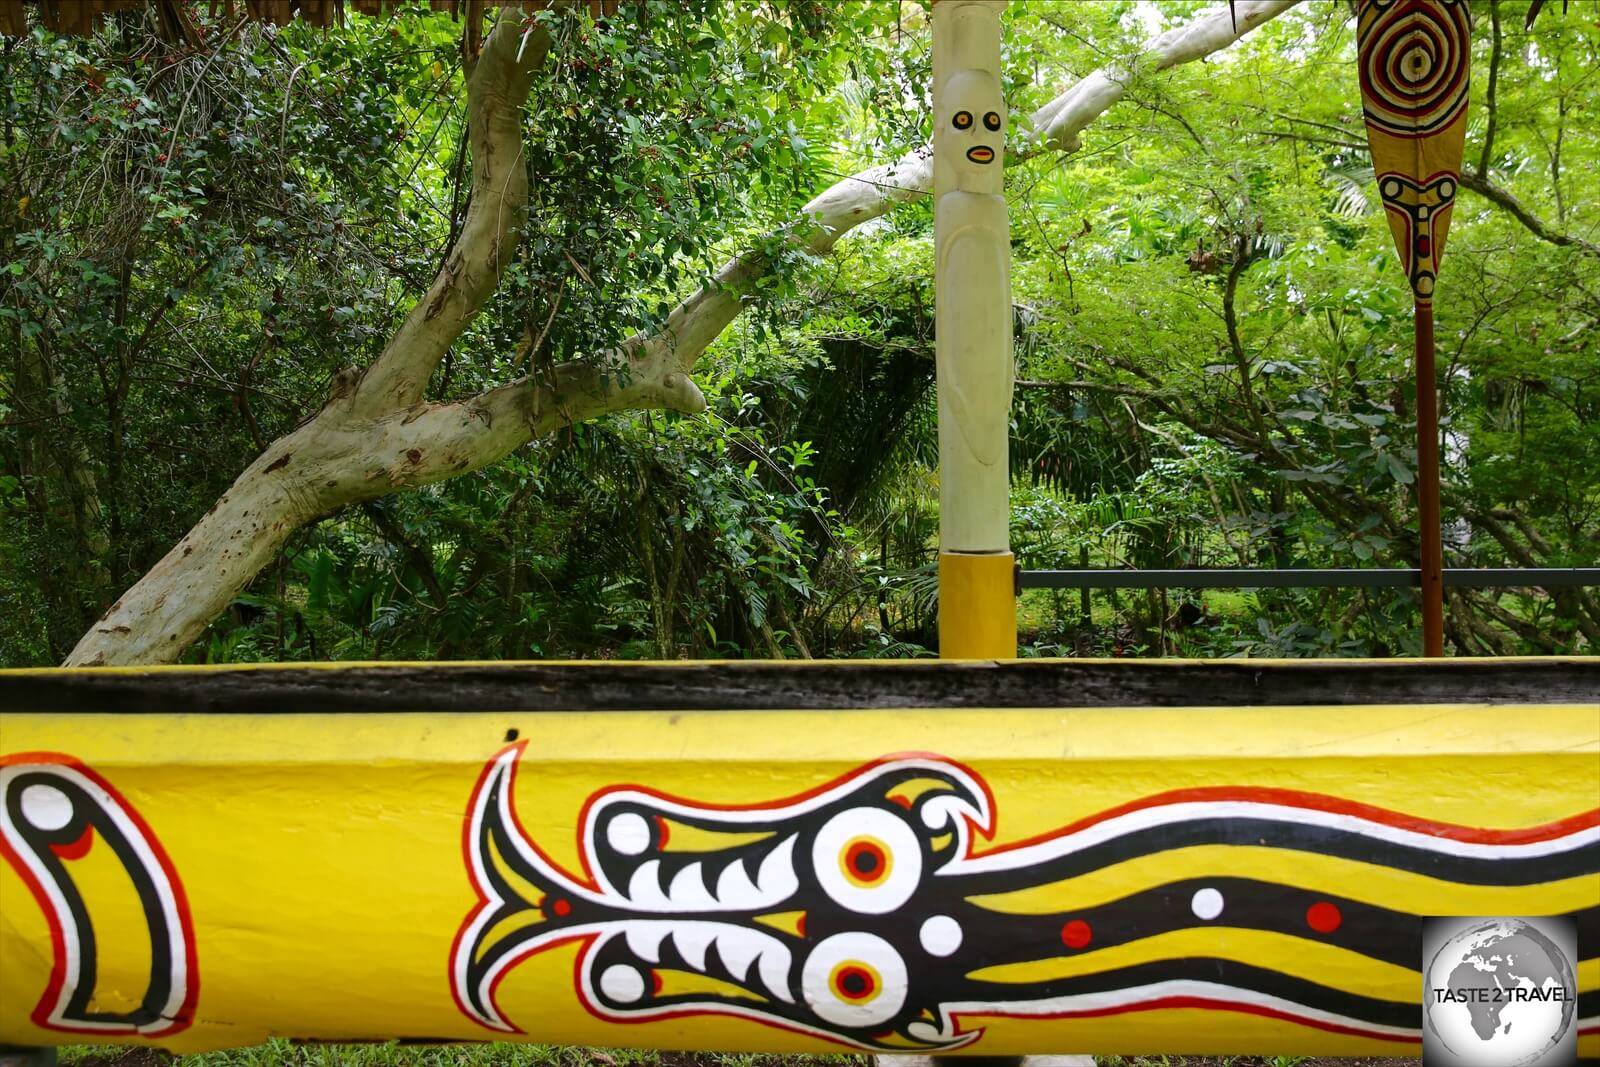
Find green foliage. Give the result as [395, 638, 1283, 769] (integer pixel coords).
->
[2, 0, 1596, 665]
[1, 3, 468, 658]
[991, 0, 1599, 657]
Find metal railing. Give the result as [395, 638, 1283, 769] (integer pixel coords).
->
[1017, 567, 1600, 590]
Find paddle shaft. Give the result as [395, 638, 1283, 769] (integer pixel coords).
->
[1415, 301, 1444, 656]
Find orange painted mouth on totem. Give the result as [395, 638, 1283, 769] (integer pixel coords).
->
[966, 146, 994, 164]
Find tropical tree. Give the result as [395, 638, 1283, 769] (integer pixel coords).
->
[4, 0, 1591, 665]
[1, 0, 1291, 665]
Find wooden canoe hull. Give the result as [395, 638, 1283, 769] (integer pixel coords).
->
[1, 660, 1596, 1056]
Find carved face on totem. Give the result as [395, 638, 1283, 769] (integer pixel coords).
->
[941, 69, 1005, 195]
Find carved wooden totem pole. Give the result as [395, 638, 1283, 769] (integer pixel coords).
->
[933, 0, 1016, 659]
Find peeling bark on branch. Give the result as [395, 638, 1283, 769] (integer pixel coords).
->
[351, 15, 547, 417]
[68, 0, 1300, 666]
[66, 8, 554, 666]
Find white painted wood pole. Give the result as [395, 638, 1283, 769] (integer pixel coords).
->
[933, 0, 1016, 658]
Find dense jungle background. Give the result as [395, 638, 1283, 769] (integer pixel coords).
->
[2, 0, 1596, 666]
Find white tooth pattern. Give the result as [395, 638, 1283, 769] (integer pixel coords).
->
[667, 862, 717, 908]
[466, 750, 995, 1041]
[620, 839, 798, 912]
[669, 925, 715, 971]
[605, 922, 795, 1005]
[713, 858, 761, 906]
[581, 756, 992, 903]
[755, 836, 799, 902]
[626, 861, 670, 909]
[714, 928, 762, 980]
[757, 942, 795, 1003]
[624, 924, 667, 964]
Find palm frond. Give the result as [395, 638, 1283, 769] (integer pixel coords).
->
[1324, 164, 1376, 218]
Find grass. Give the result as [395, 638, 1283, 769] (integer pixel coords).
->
[54, 1045, 1421, 1067]
[1095, 1059, 1309, 1067]
[58, 1044, 868, 1067]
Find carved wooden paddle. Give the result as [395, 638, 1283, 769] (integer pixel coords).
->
[1357, 0, 1471, 656]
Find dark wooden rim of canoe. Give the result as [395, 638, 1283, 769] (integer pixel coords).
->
[1, 658, 1595, 713]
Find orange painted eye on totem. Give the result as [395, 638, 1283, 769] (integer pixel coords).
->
[952, 110, 973, 130]
[983, 111, 1001, 131]
[840, 835, 892, 887]
[828, 960, 882, 1005]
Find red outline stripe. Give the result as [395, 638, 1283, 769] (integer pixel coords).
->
[948, 996, 1421, 1045]
[968, 784, 1600, 861]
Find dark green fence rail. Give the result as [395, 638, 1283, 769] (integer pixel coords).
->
[1017, 567, 1600, 590]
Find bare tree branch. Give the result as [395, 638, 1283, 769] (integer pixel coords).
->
[1478, 0, 1503, 177]
[1458, 170, 1600, 259]
[349, 12, 551, 417]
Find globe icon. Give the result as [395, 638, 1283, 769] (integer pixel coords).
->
[1425, 918, 1577, 1067]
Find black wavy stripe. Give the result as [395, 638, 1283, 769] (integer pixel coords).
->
[1580, 909, 1600, 967]
[962, 956, 1420, 1031]
[947, 817, 1599, 894]
[958, 878, 1599, 978]
[964, 877, 1419, 968]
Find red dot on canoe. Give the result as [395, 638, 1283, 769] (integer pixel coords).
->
[1060, 919, 1093, 949]
[1306, 901, 1342, 934]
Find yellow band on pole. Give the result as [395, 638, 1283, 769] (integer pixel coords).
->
[938, 550, 1017, 658]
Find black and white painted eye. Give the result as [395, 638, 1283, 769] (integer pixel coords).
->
[952, 110, 973, 130]
[811, 807, 921, 914]
[983, 111, 1002, 131]
[800, 932, 908, 1028]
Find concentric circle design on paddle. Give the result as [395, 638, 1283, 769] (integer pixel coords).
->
[1357, 0, 1471, 138]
